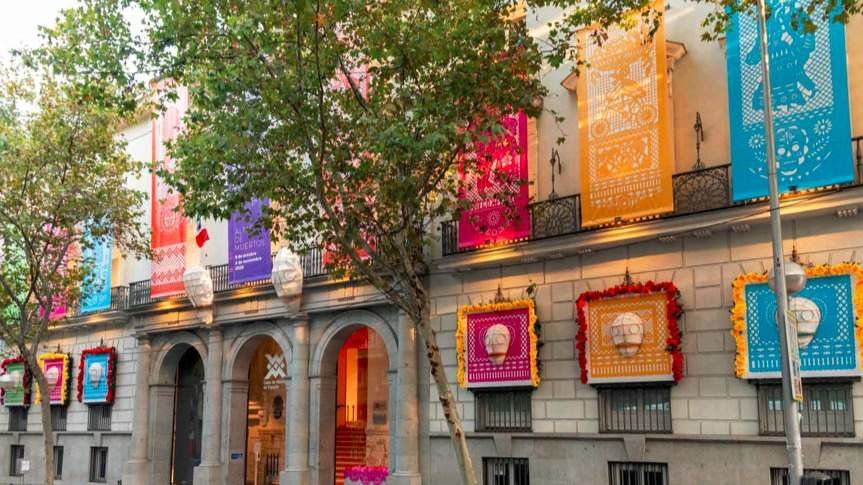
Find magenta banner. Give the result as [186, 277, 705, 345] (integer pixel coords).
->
[228, 199, 273, 285]
[458, 111, 530, 250]
[464, 306, 534, 388]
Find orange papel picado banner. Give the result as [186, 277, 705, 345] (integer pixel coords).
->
[577, 5, 673, 227]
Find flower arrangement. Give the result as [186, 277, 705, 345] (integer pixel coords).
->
[0, 356, 29, 406]
[456, 298, 540, 388]
[730, 262, 863, 378]
[345, 466, 389, 485]
[35, 352, 71, 405]
[576, 280, 684, 384]
[77, 346, 118, 404]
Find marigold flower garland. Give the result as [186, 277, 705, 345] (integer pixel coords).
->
[576, 280, 684, 384]
[0, 356, 29, 406]
[35, 352, 71, 405]
[77, 346, 117, 404]
[456, 298, 540, 388]
[730, 262, 863, 378]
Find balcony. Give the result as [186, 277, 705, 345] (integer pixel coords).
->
[124, 247, 328, 309]
[442, 136, 863, 256]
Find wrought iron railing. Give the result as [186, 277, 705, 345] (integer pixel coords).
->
[125, 246, 329, 308]
[530, 194, 580, 239]
[672, 164, 731, 215]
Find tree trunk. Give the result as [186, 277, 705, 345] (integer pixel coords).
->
[414, 303, 477, 485]
[24, 352, 55, 485]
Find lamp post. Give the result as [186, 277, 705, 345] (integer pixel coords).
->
[755, 0, 805, 481]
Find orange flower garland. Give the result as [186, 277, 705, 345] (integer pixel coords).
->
[456, 298, 539, 388]
[730, 262, 863, 378]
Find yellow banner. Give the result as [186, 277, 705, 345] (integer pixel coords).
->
[577, 7, 673, 227]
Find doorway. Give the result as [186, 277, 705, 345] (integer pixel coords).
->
[170, 347, 204, 485]
[245, 337, 287, 485]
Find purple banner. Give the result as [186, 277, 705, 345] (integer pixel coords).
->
[228, 199, 273, 285]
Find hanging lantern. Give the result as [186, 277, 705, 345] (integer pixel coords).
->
[183, 265, 214, 308]
[272, 248, 303, 299]
[483, 324, 512, 365]
[788, 296, 822, 348]
[610, 312, 644, 358]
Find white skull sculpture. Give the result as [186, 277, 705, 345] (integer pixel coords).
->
[272, 248, 304, 299]
[88, 362, 104, 389]
[484, 324, 512, 365]
[610, 312, 644, 358]
[788, 296, 822, 348]
[9, 370, 21, 392]
[45, 366, 60, 394]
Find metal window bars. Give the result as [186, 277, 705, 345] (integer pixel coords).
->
[599, 386, 672, 434]
[770, 468, 851, 485]
[87, 404, 112, 432]
[483, 457, 530, 485]
[475, 389, 533, 432]
[8, 407, 27, 432]
[608, 462, 669, 485]
[51, 406, 67, 432]
[757, 381, 854, 437]
[89, 447, 108, 483]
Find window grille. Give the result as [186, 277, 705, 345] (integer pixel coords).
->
[475, 389, 532, 432]
[8, 445, 24, 476]
[87, 404, 112, 431]
[483, 457, 529, 485]
[53, 446, 63, 479]
[757, 381, 854, 437]
[599, 386, 672, 433]
[770, 468, 851, 485]
[608, 462, 669, 485]
[51, 406, 67, 431]
[89, 446, 108, 482]
[8, 407, 27, 432]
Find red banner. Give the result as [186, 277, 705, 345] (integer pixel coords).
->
[458, 111, 530, 250]
[151, 87, 188, 298]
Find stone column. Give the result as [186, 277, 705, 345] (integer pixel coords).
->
[194, 327, 224, 484]
[281, 319, 311, 485]
[122, 334, 152, 485]
[391, 313, 422, 485]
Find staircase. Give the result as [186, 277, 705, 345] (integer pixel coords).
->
[335, 426, 367, 485]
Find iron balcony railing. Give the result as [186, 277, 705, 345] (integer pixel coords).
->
[126, 247, 329, 308]
[66, 286, 129, 317]
[443, 136, 863, 257]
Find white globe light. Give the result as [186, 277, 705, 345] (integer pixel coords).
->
[769, 260, 808, 295]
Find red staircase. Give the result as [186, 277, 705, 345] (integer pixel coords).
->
[335, 426, 367, 485]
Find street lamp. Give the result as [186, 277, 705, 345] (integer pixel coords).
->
[755, 0, 806, 480]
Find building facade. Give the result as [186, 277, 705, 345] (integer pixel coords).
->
[2, 2, 863, 485]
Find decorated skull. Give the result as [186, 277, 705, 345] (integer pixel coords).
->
[775, 126, 810, 177]
[788, 296, 822, 348]
[272, 248, 304, 298]
[45, 366, 60, 393]
[88, 362, 104, 389]
[484, 324, 512, 365]
[9, 370, 21, 392]
[610, 312, 644, 358]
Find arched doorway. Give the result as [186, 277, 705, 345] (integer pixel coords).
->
[170, 347, 204, 485]
[245, 337, 288, 485]
[334, 328, 389, 485]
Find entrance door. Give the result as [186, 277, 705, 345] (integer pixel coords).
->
[245, 338, 287, 485]
[170, 348, 204, 485]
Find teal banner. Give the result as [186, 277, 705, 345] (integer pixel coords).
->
[81, 234, 113, 313]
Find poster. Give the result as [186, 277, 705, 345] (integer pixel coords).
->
[229, 199, 273, 284]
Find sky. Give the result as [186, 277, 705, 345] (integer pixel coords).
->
[0, 0, 77, 61]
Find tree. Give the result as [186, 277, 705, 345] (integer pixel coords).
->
[0, 62, 148, 485]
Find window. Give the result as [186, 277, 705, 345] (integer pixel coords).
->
[475, 389, 532, 432]
[8, 407, 27, 432]
[483, 457, 529, 485]
[757, 381, 854, 437]
[609, 462, 669, 485]
[51, 406, 67, 431]
[8, 445, 24, 477]
[53, 446, 63, 479]
[770, 468, 851, 485]
[87, 404, 112, 431]
[599, 386, 672, 433]
[89, 447, 108, 482]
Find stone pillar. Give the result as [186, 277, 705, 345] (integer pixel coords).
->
[194, 327, 224, 484]
[122, 334, 152, 485]
[282, 319, 311, 485]
[391, 313, 422, 485]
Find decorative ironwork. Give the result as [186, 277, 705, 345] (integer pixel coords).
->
[854, 135, 862, 183]
[548, 148, 562, 199]
[672, 164, 731, 215]
[530, 194, 579, 239]
[693, 112, 705, 170]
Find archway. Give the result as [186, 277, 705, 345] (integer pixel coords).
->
[334, 328, 390, 485]
[171, 348, 205, 485]
[149, 334, 208, 485]
[223, 324, 293, 485]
